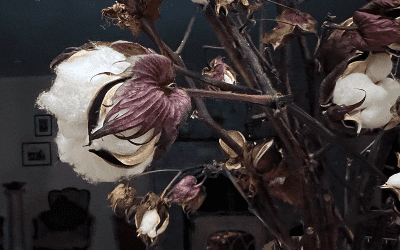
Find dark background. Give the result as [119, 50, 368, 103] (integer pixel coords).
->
[1, 0, 366, 77]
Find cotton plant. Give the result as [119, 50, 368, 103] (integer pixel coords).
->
[34, 0, 400, 249]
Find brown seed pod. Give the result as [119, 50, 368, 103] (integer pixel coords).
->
[251, 139, 282, 174]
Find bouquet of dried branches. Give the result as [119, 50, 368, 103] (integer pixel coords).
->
[36, 0, 400, 249]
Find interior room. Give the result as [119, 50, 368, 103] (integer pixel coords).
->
[3, 0, 400, 249]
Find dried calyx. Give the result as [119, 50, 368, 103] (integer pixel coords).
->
[219, 130, 282, 172]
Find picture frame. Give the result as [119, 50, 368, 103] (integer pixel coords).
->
[34, 115, 52, 137]
[22, 142, 52, 166]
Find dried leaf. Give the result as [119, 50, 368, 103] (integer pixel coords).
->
[351, 11, 400, 51]
[315, 18, 358, 77]
[265, 160, 305, 209]
[142, 0, 164, 20]
[262, 10, 317, 49]
[358, 0, 400, 16]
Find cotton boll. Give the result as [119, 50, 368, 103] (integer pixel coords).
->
[36, 45, 158, 183]
[366, 52, 392, 83]
[378, 78, 400, 106]
[333, 73, 388, 110]
[360, 101, 392, 129]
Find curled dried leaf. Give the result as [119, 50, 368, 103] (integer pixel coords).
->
[262, 10, 317, 50]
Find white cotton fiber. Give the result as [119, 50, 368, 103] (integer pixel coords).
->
[36, 45, 155, 183]
[333, 73, 388, 110]
[359, 101, 393, 129]
[386, 172, 400, 188]
[378, 77, 400, 105]
[366, 52, 393, 83]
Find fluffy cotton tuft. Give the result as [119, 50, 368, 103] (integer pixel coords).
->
[333, 73, 388, 110]
[365, 52, 393, 83]
[386, 173, 400, 188]
[36, 46, 155, 183]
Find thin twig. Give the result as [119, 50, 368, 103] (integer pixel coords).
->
[176, 14, 196, 55]
[203, 45, 225, 50]
[321, 22, 358, 31]
[174, 65, 261, 95]
[261, 0, 300, 13]
[184, 88, 293, 106]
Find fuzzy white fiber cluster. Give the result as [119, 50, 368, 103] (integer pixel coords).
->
[36, 45, 155, 183]
[333, 52, 400, 129]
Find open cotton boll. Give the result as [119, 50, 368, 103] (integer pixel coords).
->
[333, 73, 388, 110]
[36, 45, 158, 183]
[377, 78, 400, 105]
[360, 101, 392, 129]
[365, 52, 392, 83]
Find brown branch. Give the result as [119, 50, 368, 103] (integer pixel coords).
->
[286, 103, 387, 181]
[184, 88, 293, 106]
[175, 15, 196, 55]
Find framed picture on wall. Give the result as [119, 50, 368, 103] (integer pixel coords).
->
[22, 142, 52, 166]
[34, 115, 52, 136]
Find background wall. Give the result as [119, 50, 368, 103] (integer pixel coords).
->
[0, 0, 367, 249]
